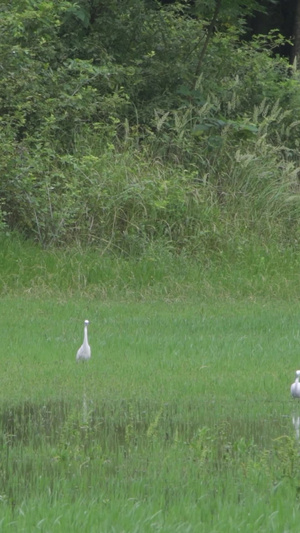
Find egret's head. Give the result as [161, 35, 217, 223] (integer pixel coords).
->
[84, 319, 90, 325]
[296, 370, 300, 377]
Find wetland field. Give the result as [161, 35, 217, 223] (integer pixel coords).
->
[1, 294, 300, 532]
[2, 2, 300, 527]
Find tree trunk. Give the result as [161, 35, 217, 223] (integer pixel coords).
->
[193, 0, 223, 87]
[293, 0, 300, 66]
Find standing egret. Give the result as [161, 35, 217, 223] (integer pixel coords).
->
[76, 319, 91, 361]
[291, 370, 300, 398]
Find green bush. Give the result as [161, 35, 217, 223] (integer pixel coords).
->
[1, 1, 300, 253]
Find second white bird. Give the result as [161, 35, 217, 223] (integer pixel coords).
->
[291, 370, 300, 398]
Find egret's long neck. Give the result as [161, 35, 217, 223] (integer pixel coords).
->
[84, 325, 88, 345]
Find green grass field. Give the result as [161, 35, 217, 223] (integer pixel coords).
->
[1, 235, 300, 531]
[1, 291, 300, 531]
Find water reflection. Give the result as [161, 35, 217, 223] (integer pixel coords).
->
[292, 415, 300, 440]
[0, 398, 295, 451]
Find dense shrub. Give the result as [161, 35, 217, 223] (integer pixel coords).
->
[1, 1, 300, 252]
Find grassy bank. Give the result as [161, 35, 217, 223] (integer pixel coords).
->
[1, 233, 300, 301]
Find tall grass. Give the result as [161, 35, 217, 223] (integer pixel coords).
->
[1, 232, 300, 301]
[2, 99, 300, 253]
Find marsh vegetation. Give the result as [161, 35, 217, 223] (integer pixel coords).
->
[0, 294, 300, 531]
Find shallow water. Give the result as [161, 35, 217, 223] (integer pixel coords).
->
[0, 398, 297, 451]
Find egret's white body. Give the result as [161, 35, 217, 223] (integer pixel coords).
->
[76, 319, 91, 361]
[291, 370, 300, 398]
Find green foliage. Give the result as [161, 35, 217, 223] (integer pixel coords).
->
[2, 99, 300, 252]
[1, 0, 300, 254]
[0, 0, 130, 148]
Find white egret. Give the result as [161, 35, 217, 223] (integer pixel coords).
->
[76, 319, 91, 362]
[291, 370, 300, 398]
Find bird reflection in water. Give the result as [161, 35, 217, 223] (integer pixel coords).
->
[291, 371, 300, 440]
[292, 416, 300, 441]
